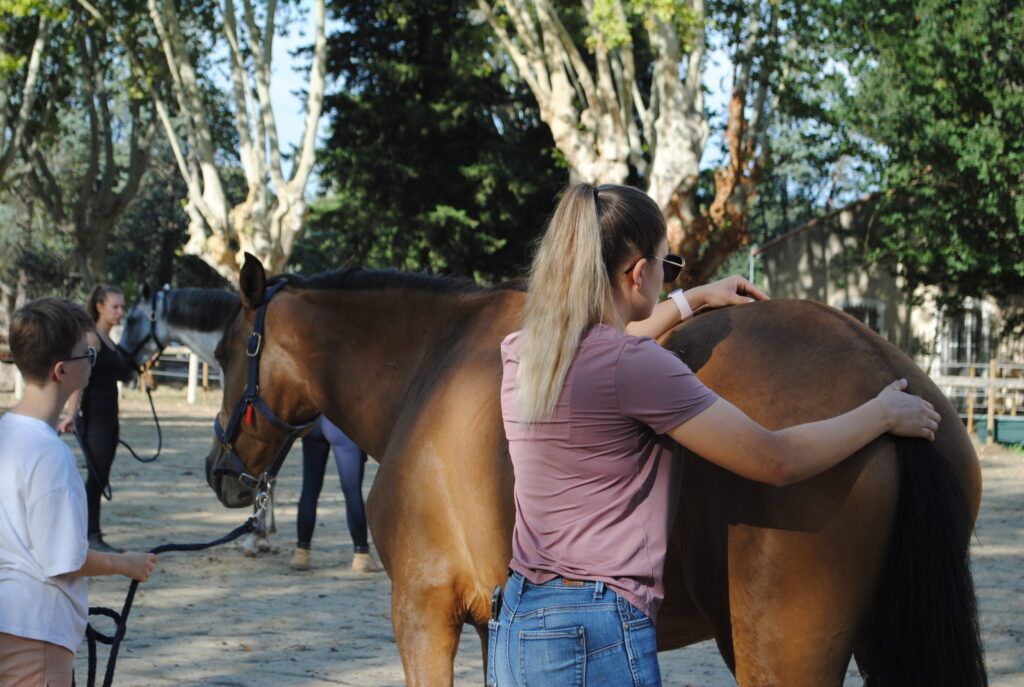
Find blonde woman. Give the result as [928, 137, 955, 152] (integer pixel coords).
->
[490, 184, 940, 686]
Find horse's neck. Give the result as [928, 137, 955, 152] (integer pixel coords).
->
[294, 288, 503, 460]
[164, 289, 238, 367]
[167, 327, 221, 367]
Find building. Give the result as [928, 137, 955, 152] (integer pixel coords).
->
[751, 194, 1023, 375]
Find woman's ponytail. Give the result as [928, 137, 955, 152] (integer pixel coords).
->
[516, 184, 616, 422]
[515, 183, 667, 422]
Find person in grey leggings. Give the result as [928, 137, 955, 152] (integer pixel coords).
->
[291, 416, 382, 572]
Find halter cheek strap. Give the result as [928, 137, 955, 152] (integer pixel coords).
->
[213, 280, 320, 489]
[119, 289, 169, 368]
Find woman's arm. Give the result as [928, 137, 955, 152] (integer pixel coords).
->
[65, 550, 158, 581]
[625, 275, 770, 339]
[57, 389, 82, 434]
[625, 298, 688, 339]
[668, 379, 940, 487]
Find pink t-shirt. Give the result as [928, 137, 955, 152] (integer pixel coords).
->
[500, 324, 719, 619]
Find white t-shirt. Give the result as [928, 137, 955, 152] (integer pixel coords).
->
[0, 412, 89, 651]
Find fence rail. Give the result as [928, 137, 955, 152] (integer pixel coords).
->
[920, 359, 1023, 445]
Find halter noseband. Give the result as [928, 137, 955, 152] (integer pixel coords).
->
[213, 280, 320, 490]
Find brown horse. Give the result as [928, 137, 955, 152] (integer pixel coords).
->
[206, 254, 986, 686]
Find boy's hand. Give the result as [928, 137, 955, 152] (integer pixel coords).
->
[120, 552, 159, 582]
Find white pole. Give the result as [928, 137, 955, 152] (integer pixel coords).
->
[187, 352, 199, 404]
[748, 246, 757, 284]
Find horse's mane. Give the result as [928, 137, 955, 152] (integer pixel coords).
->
[272, 267, 526, 294]
[166, 288, 241, 332]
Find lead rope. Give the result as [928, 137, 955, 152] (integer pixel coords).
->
[76, 362, 164, 502]
[79, 491, 268, 687]
[115, 379, 162, 465]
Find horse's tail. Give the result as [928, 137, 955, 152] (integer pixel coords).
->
[859, 438, 987, 686]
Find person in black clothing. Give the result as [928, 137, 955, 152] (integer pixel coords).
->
[290, 416, 383, 573]
[58, 284, 135, 553]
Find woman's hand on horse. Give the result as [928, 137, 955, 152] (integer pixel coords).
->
[57, 415, 75, 434]
[688, 275, 770, 310]
[874, 379, 941, 441]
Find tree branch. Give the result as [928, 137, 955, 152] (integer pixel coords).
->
[222, 0, 259, 187]
[287, 0, 326, 192]
[241, 0, 285, 191]
[0, 14, 50, 182]
[478, 0, 549, 105]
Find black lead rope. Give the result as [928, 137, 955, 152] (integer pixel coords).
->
[81, 513, 262, 687]
[74, 368, 164, 502]
[115, 383, 162, 464]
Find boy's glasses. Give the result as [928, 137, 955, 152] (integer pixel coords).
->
[64, 346, 97, 368]
[623, 254, 686, 283]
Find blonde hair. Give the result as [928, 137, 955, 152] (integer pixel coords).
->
[516, 183, 665, 421]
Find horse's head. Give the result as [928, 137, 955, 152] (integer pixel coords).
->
[206, 254, 320, 508]
[120, 283, 170, 368]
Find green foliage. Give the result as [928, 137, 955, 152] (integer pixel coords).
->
[107, 159, 230, 294]
[841, 0, 1024, 303]
[586, 0, 697, 52]
[302, 0, 564, 282]
[0, 194, 81, 300]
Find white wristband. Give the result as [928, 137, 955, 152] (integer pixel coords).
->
[668, 288, 693, 321]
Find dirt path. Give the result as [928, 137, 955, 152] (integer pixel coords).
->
[2, 388, 1020, 685]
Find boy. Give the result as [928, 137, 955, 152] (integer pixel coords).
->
[0, 297, 157, 687]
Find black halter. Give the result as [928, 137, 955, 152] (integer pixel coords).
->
[119, 288, 169, 368]
[213, 280, 320, 490]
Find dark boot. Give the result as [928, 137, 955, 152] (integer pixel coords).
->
[88, 532, 124, 554]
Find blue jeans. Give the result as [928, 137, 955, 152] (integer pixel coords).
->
[487, 573, 661, 687]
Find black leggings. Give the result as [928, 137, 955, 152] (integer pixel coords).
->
[76, 413, 118, 536]
[297, 419, 369, 552]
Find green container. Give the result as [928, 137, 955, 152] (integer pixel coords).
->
[974, 417, 1024, 446]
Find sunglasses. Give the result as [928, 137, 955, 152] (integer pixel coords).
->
[623, 254, 685, 283]
[64, 346, 97, 368]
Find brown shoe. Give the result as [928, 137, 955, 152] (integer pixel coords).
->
[290, 547, 311, 571]
[351, 552, 383, 573]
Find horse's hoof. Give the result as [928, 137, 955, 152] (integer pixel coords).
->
[351, 552, 383, 573]
[256, 535, 273, 553]
[290, 548, 311, 571]
[239, 533, 260, 557]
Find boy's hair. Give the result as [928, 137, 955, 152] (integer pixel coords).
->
[9, 297, 95, 383]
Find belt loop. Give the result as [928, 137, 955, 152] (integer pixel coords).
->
[594, 581, 605, 600]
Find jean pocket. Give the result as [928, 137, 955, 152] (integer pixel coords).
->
[519, 626, 585, 687]
[622, 617, 660, 687]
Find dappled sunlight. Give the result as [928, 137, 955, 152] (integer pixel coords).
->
[1, 390, 1020, 685]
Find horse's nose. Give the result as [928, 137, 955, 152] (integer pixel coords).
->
[205, 444, 221, 493]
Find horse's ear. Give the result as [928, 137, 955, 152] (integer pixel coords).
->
[141, 283, 152, 300]
[239, 253, 267, 310]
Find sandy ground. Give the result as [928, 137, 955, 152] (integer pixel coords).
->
[1, 387, 1020, 686]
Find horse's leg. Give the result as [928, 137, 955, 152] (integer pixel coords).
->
[738, 454, 897, 686]
[390, 580, 465, 686]
[366, 452, 467, 687]
[680, 442, 898, 687]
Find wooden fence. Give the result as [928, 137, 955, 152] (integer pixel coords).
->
[927, 360, 1024, 445]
